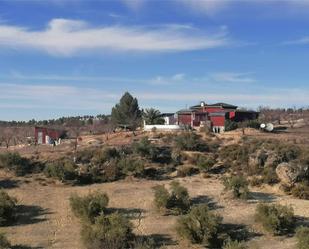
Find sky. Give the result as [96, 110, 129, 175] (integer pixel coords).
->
[0, 0, 309, 121]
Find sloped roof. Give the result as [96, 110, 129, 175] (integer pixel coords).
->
[190, 102, 238, 109]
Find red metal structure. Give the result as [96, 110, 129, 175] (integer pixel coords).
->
[34, 127, 66, 145]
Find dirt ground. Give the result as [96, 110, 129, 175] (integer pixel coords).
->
[1, 128, 309, 248]
[1, 171, 308, 249]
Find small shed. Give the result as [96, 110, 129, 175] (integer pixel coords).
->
[34, 127, 66, 145]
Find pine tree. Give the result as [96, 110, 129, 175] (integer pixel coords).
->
[111, 92, 142, 130]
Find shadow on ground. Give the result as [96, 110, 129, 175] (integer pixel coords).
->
[0, 179, 20, 189]
[248, 191, 277, 203]
[191, 195, 224, 210]
[136, 234, 177, 247]
[108, 207, 145, 219]
[221, 223, 262, 242]
[12, 246, 44, 249]
[295, 215, 309, 227]
[14, 205, 52, 226]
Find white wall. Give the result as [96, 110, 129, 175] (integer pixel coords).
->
[144, 124, 182, 131]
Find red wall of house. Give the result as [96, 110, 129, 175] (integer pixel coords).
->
[229, 111, 236, 119]
[210, 116, 225, 127]
[178, 114, 192, 125]
[35, 127, 63, 144]
[206, 107, 223, 113]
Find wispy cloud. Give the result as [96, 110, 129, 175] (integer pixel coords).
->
[122, 0, 145, 11]
[1, 83, 308, 116]
[282, 36, 309, 45]
[149, 73, 186, 85]
[0, 18, 229, 56]
[211, 72, 256, 83]
[180, 0, 229, 16]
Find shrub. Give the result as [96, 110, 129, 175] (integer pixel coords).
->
[92, 147, 120, 165]
[254, 203, 294, 235]
[223, 239, 247, 249]
[246, 119, 261, 129]
[0, 152, 32, 176]
[291, 183, 309, 200]
[171, 149, 182, 166]
[176, 204, 222, 246]
[81, 213, 134, 249]
[223, 176, 249, 199]
[153, 181, 190, 215]
[196, 155, 216, 172]
[44, 159, 77, 182]
[225, 120, 238, 131]
[117, 157, 144, 177]
[0, 233, 11, 249]
[177, 165, 198, 177]
[70, 191, 109, 223]
[0, 190, 17, 226]
[168, 181, 190, 214]
[295, 226, 309, 249]
[132, 137, 154, 158]
[153, 185, 170, 211]
[174, 132, 208, 152]
[261, 167, 279, 185]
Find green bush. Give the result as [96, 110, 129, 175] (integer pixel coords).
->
[196, 155, 216, 172]
[81, 213, 134, 249]
[168, 181, 190, 214]
[246, 119, 261, 129]
[225, 120, 238, 131]
[171, 149, 182, 166]
[70, 191, 109, 223]
[0, 152, 32, 176]
[295, 226, 309, 249]
[177, 165, 198, 177]
[44, 159, 77, 182]
[261, 167, 279, 185]
[223, 176, 249, 199]
[254, 203, 294, 235]
[174, 132, 208, 152]
[153, 181, 190, 215]
[223, 239, 247, 249]
[291, 183, 309, 200]
[117, 157, 144, 177]
[132, 137, 154, 158]
[92, 147, 120, 165]
[0, 233, 11, 249]
[0, 190, 17, 226]
[176, 204, 222, 246]
[152, 185, 170, 211]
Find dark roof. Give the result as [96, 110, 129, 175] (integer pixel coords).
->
[235, 110, 259, 113]
[190, 102, 238, 109]
[177, 109, 193, 114]
[206, 103, 238, 109]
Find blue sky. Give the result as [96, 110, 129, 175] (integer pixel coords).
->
[0, 0, 309, 121]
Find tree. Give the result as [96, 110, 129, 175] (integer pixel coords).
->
[142, 108, 164, 125]
[111, 92, 142, 130]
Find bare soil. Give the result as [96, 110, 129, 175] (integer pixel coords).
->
[1, 171, 308, 249]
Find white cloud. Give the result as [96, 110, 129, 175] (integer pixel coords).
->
[211, 72, 256, 83]
[149, 73, 186, 85]
[282, 36, 309, 45]
[0, 18, 228, 56]
[180, 0, 230, 16]
[1, 83, 308, 115]
[122, 0, 145, 11]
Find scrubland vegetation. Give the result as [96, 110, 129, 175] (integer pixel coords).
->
[0, 93, 309, 248]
